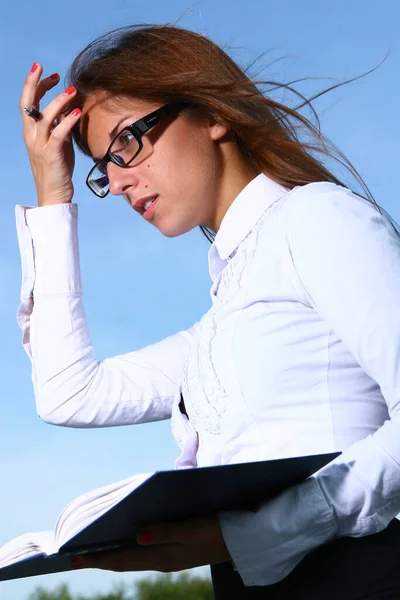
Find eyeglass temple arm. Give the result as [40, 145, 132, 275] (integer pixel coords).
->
[135, 104, 181, 135]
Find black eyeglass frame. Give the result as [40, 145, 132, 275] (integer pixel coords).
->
[86, 102, 183, 198]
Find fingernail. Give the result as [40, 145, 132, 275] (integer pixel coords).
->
[30, 63, 39, 74]
[64, 86, 75, 96]
[71, 108, 81, 117]
[49, 73, 59, 81]
[137, 530, 153, 545]
[70, 557, 85, 570]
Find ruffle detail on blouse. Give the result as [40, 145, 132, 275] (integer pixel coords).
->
[179, 216, 265, 439]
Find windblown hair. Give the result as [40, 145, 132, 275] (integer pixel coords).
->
[67, 24, 398, 240]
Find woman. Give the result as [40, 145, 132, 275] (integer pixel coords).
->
[18, 24, 400, 599]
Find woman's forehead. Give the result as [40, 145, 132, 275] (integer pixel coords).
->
[82, 94, 158, 119]
[80, 95, 159, 154]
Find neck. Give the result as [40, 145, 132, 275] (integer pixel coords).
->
[206, 144, 258, 232]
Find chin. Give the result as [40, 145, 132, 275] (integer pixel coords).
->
[156, 218, 197, 238]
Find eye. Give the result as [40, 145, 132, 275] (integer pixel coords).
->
[117, 130, 134, 147]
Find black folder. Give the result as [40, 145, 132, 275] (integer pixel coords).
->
[0, 452, 339, 582]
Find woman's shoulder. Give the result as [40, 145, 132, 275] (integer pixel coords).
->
[283, 180, 372, 213]
[278, 181, 386, 235]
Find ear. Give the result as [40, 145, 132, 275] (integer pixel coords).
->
[209, 121, 229, 142]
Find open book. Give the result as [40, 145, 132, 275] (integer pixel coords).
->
[0, 451, 339, 582]
[0, 472, 152, 581]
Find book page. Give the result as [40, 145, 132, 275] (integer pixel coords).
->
[0, 531, 55, 568]
[54, 472, 153, 549]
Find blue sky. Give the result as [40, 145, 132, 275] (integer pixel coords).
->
[0, 0, 399, 598]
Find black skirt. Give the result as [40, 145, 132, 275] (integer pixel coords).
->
[210, 519, 400, 600]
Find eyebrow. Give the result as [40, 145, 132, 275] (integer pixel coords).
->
[109, 116, 131, 140]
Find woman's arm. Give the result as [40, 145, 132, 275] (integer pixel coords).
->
[218, 184, 400, 586]
[17, 66, 195, 428]
[16, 202, 195, 427]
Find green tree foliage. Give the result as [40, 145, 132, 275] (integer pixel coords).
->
[136, 573, 214, 600]
[28, 584, 77, 600]
[28, 582, 132, 600]
[27, 573, 214, 600]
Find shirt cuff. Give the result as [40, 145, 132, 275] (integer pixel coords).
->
[15, 205, 35, 302]
[219, 477, 337, 587]
[23, 203, 82, 297]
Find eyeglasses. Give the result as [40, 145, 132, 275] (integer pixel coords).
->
[86, 103, 182, 198]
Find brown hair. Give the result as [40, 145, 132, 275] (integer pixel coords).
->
[67, 23, 398, 240]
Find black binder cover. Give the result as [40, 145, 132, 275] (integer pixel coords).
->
[0, 452, 339, 582]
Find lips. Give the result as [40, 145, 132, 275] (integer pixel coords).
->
[133, 195, 158, 216]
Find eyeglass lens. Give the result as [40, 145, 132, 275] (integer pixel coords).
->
[88, 131, 156, 197]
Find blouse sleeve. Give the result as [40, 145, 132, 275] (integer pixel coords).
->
[219, 184, 400, 586]
[15, 203, 195, 428]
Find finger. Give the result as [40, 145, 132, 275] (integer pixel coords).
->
[137, 522, 184, 545]
[44, 107, 81, 148]
[20, 62, 43, 115]
[137, 516, 221, 546]
[36, 86, 78, 143]
[80, 548, 154, 572]
[20, 64, 60, 114]
[20, 66, 61, 146]
[35, 72, 60, 105]
[20, 63, 44, 138]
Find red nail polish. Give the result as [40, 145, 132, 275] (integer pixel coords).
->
[30, 63, 39, 73]
[49, 73, 59, 81]
[137, 530, 153, 544]
[70, 557, 84, 570]
[71, 108, 81, 117]
[64, 86, 75, 96]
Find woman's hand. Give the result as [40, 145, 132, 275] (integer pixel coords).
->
[72, 516, 231, 573]
[20, 63, 82, 207]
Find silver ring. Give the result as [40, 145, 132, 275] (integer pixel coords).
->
[23, 106, 42, 121]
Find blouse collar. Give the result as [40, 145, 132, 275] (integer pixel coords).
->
[212, 173, 289, 261]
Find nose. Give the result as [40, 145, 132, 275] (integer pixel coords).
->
[107, 161, 139, 197]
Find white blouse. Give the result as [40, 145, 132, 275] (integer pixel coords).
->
[15, 174, 400, 586]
